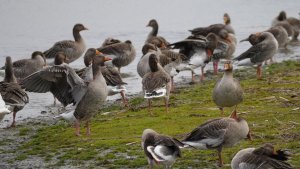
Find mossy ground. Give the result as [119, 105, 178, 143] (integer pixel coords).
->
[1, 60, 300, 168]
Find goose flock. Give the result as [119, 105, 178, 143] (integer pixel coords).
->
[0, 10, 299, 168]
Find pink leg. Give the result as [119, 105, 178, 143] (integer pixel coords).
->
[75, 120, 81, 136]
[120, 90, 128, 107]
[164, 98, 169, 113]
[257, 65, 262, 79]
[171, 77, 175, 92]
[86, 121, 91, 136]
[213, 61, 219, 75]
[217, 147, 224, 167]
[10, 112, 16, 127]
[148, 99, 153, 115]
[191, 71, 195, 83]
[200, 67, 205, 81]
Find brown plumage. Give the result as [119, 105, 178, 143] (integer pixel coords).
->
[145, 19, 170, 49]
[0, 57, 29, 127]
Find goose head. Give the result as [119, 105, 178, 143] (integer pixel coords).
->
[223, 13, 231, 25]
[223, 61, 233, 72]
[277, 11, 287, 21]
[84, 48, 101, 67]
[31, 51, 47, 66]
[146, 19, 158, 28]
[142, 43, 157, 55]
[54, 52, 69, 65]
[73, 23, 88, 32]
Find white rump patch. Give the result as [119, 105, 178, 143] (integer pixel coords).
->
[54, 110, 77, 123]
[144, 87, 166, 99]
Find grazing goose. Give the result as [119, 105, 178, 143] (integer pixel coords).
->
[231, 143, 294, 169]
[44, 23, 87, 64]
[0, 57, 29, 127]
[169, 33, 219, 82]
[182, 110, 251, 167]
[234, 32, 278, 79]
[0, 94, 10, 122]
[142, 54, 171, 114]
[78, 48, 128, 106]
[212, 61, 243, 115]
[212, 29, 237, 74]
[0, 51, 46, 81]
[21, 52, 110, 136]
[141, 129, 184, 169]
[97, 39, 136, 73]
[145, 19, 170, 48]
[189, 13, 235, 36]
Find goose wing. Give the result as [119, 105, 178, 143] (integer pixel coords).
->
[101, 65, 127, 86]
[0, 82, 29, 106]
[234, 43, 266, 63]
[142, 71, 171, 92]
[44, 40, 77, 59]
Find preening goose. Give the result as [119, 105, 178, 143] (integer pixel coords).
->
[182, 110, 251, 167]
[1, 51, 46, 81]
[141, 129, 184, 169]
[97, 39, 136, 73]
[44, 23, 87, 64]
[145, 19, 170, 49]
[142, 54, 171, 114]
[212, 61, 243, 115]
[234, 32, 278, 79]
[266, 26, 289, 49]
[0, 57, 29, 127]
[21, 53, 111, 136]
[231, 143, 294, 169]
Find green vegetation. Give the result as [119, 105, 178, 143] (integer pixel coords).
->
[3, 60, 300, 168]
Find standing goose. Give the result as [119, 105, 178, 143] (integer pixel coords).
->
[0, 57, 29, 127]
[272, 11, 300, 40]
[97, 39, 136, 73]
[211, 29, 237, 75]
[212, 61, 243, 115]
[234, 32, 278, 79]
[0, 94, 11, 122]
[182, 110, 251, 167]
[44, 23, 87, 64]
[189, 13, 235, 36]
[231, 143, 294, 169]
[141, 129, 184, 169]
[21, 52, 110, 136]
[145, 19, 170, 49]
[142, 54, 171, 113]
[0, 51, 46, 81]
[78, 48, 128, 106]
[169, 33, 219, 82]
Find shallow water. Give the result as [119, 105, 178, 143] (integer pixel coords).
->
[0, 0, 300, 127]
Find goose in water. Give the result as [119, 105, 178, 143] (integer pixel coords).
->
[21, 52, 110, 136]
[0, 94, 11, 122]
[141, 129, 184, 169]
[77, 48, 128, 106]
[0, 51, 46, 81]
[212, 61, 243, 115]
[182, 110, 251, 167]
[189, 13, 235, 36]
[97, 39, 136, 73]
[169, 33, 219, 82]
[231, 143, 294, 169]
[0, 57, 29, 127]
[272, 11, 300, 40]
[145, 19, 170, 49]
[142, 54, 171, 114]
[234, 32, 278, 79]
[44, 23, 87, 64]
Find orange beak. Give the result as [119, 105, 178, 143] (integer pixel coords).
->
[104, 57, 112, 62]
[95, 50, 102, 55]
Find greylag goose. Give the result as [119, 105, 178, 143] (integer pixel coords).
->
[272, 11, 300, 40]
[182, 110, 251, 167]
[0, 51, 46, 81]
[142, 54, 171, 113]
[138, 43, 185, 91]
[141, 129, 184, 169]
[0, 57, 29, 127]
[97, 39, 136, 73]
[145, 19, 170, 49]
[44, 23, 87, 64]
[234, 32, 278, 79]
[78, 48, 128, 106]
[0, 94, 10, 122]
[231, 143, 294, 169]
[21, 52, 110, 136]
[189, 13, 235, 36]
[169, 33, 219, 82]
[211, 29, 237, 74]
[212, 61, 243, 115]
[266, 26, 289, 49]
